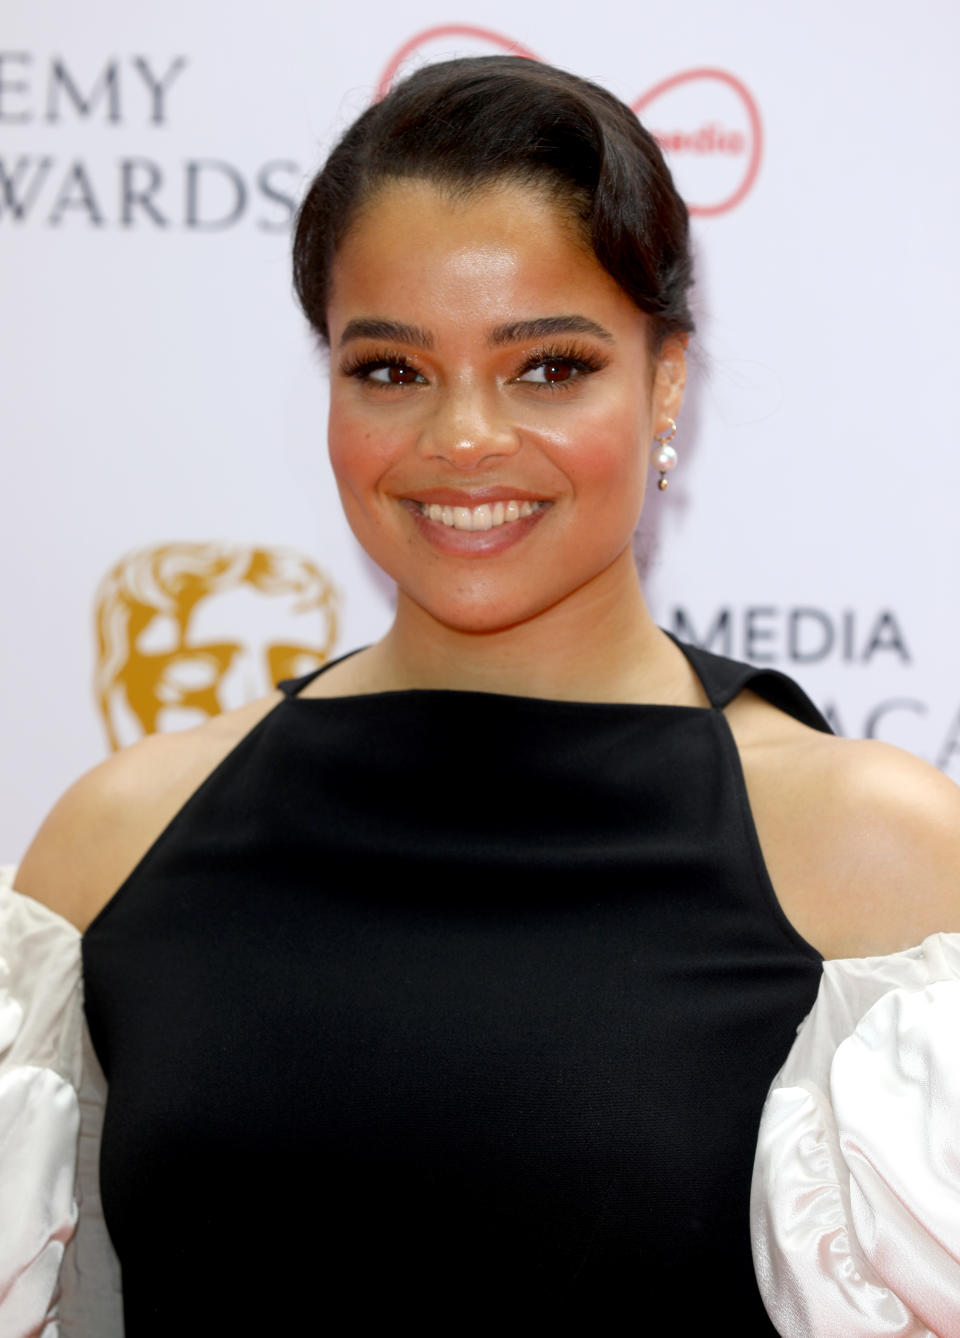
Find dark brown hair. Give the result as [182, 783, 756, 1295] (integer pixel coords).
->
[293, 56, 694, 349]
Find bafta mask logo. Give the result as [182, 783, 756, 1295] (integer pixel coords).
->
[94, 542, 339, 750]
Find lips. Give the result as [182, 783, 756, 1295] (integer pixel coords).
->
[401, 492, 550, 554]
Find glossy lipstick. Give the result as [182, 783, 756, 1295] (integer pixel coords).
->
[400, 488, 551, 556]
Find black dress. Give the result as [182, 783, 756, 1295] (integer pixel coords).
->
[81, 640, 828, 1335]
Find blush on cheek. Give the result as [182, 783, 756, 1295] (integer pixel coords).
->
[545, 434, 644, 487]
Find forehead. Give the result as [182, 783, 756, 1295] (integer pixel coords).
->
[327, 179, 642, 340]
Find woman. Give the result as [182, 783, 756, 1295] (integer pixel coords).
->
[7, 56, 960, 1336]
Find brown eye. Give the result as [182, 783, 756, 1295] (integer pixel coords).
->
[367, 361, 424, 386]
[389, 364, 420, 384]
[541, 360, 573, 383]
[516, 356, 595, 387]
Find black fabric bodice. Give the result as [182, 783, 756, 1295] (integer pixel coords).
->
[82, 641, 827, 1335]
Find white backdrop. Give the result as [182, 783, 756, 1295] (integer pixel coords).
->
[3, 1, 959, 858]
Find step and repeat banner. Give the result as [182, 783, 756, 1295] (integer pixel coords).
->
[3, 2, 959, 856]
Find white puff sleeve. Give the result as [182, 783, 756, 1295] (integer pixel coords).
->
[751, 933, 960, 1338]
[0, 866, 121, 1337]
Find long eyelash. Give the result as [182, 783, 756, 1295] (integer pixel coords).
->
[338, 342, 608, 384]
[516, 342, 609, 380]
[339, 348, 422, 379]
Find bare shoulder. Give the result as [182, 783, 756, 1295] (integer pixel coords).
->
[725, 689, 960, 958]
[15, 692, 284, 933]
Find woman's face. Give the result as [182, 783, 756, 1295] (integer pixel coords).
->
[325, 179, 685, 635]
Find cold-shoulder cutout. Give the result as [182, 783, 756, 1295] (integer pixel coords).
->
[15, 691, 286, 933]
[720, 699, 960, 959]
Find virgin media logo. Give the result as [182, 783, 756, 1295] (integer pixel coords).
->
[376, 29, 762, 216]
[634, 70, 761, 217]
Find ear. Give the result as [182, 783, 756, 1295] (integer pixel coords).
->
[652, 334, 687, 433]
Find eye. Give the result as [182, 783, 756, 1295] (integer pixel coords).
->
[518, 359, 578, 385]
[367, 362, 426, 386]
[340, 350, 428, 388]
[513, 346, 607, 390]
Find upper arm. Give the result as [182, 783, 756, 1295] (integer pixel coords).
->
[819, 740, 960, 953]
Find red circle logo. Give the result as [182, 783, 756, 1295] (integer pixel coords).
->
[633, 69, 762, 217]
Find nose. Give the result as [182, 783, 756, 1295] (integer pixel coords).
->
[416, 382, 521, 468]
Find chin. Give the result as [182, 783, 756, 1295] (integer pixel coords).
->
[424, 604, 533, 637]
[408, 583, 568, 638]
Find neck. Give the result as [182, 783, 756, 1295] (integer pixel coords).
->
[360, 549, 705, 707]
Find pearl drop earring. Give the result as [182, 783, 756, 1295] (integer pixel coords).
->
[652, 419, 678, 491]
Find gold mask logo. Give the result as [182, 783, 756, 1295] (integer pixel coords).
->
[94, 542, 339, 750]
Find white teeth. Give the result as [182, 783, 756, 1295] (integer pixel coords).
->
[419, 500, 542, 530]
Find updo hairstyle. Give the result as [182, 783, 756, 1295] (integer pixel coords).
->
[293, 56, 694, 351]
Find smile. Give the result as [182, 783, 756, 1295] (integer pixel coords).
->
[417, 500, 544, 531]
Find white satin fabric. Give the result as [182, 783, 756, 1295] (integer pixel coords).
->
[0, 867, 121, 1338]
[752, 933, 960, 1337]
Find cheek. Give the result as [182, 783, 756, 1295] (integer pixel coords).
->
[531, 402, 647, 496]
[327, 400, 394, 497]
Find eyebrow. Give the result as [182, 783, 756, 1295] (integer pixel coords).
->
[489, 316, 614, 346]
[339, 319, 434, 349]
[337, 314, 613, 350]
